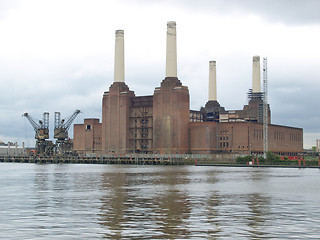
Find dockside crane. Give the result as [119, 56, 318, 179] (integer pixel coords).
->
[54, 109, 81, 154]
[23, 112, 54, 155]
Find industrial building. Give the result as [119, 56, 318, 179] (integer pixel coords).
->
[0, 141, 26, 156]
[74, 21, 303, 156]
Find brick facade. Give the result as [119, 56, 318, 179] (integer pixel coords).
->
[73, 82, 302, 156]
[189, 121, 303, 155]
[73, 119, 101, 154]
[101, 82, 135, 154]
[153, 77, 190, 154]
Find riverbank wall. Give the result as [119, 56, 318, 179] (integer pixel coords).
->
[0, 153, 241, 165]
[1, 153, 319, 168]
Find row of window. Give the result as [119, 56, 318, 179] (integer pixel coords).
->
[274, 131, 285, 141]
[220, 142, 229, 148]
[290, 133, 302, 142]
[254, 129, 263, 139]
[190, 112, 203, 122]
[253, 129, 302, 142]
[219, 130, 230, 149]
[131, 119, 150, 124]
[220, 136, 229, 141]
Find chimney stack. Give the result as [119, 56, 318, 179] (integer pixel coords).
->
[166, 21, 177, 78]
[208, 61, 217, 101]
[252, 56, 261, 93]
[114, 30, 125, 82]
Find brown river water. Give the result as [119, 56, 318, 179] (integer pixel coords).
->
[0, 163, 319, 239]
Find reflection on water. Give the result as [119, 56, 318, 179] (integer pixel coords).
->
[0, 163, 320, 239]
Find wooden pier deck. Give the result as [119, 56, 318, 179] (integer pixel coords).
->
[3, 154, 316, 168]
[0, 155, 198, 165]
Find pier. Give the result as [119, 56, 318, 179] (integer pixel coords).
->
[0, 154, 211, 165]
[1, 154, 319, 168]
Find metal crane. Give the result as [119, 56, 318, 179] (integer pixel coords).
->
[23, 112, 53, 155]
[23, 112, 49, 140]
[54, 109, 81, 154]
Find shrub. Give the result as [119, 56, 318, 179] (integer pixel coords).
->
[236, 155, 252, 164]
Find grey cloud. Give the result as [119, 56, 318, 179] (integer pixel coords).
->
[122, 0, 320, 25]
[270, 81, 320, 132]
[224, 0, 320, 25]
[0, 59, 105, 146]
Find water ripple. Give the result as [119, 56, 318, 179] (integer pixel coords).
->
[0, 163, 320, 239]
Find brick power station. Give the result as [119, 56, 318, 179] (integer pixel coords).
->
[73, 21, 303, 156]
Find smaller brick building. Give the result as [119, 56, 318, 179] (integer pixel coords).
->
[189, 121, 302, 155]
[74, 119, 102, 153]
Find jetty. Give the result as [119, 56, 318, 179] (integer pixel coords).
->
[0, 154, 212, 165]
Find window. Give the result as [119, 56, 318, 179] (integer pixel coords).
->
[86, 124, 91, 130]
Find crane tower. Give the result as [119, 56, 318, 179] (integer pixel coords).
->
[263, 57, 268, 158]
[23, 112, 53, 155]
[54, 109, 81, 154]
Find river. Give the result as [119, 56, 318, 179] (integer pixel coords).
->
[0, 163, 319, 239]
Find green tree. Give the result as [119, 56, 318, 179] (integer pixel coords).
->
[266, 151, 276, 161]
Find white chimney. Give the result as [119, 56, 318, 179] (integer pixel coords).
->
[114, 30, 125, 82]
[252, 56, 261, 93]
[208, 61, 217, 101]
[166, 21, 177, 78]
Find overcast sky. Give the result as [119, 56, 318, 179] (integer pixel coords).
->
[0, 0, 319, 148]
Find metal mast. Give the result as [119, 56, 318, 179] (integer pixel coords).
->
[263, 57, 268, 158]
[54, 112, 61, 129]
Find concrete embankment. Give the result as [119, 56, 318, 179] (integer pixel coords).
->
[2, 154, 318, 168]
[0, 153, 240, 165]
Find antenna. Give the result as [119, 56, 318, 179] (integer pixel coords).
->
[263, 57, 268, 158]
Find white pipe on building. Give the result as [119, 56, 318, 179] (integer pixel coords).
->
[208, 61, 217, 101]
[166, 21, 177, 78]
[252, 56, 261, 93]
[114, 30, 125, 82]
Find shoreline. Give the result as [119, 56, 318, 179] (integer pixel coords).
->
[1, 155, 319, 169]
[196, 163, 320, 169]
